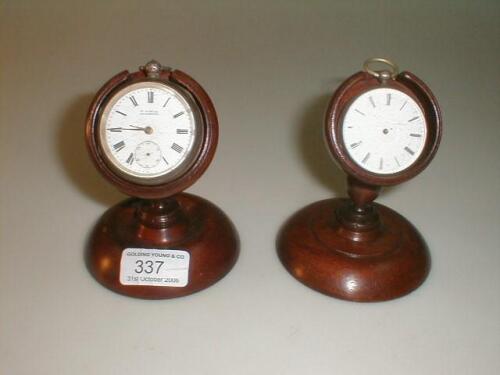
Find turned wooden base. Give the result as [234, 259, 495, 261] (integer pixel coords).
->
[87, 193, 239, 299]
[277, 198, 430, 302]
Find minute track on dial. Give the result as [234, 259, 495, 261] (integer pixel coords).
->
[342, 87, 427, 174]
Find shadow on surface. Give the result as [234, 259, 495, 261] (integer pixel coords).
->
[295, 91, 395, 199]
[56, 94, 124, 206]
[296, 93, 346, 196]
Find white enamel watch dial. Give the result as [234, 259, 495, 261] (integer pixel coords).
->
[98, 81, 201, 183]
[342, 88, 427, 174]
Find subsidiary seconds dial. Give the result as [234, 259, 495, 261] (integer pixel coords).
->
[342, 88, 427, 174]
[98, 81, 200, 183]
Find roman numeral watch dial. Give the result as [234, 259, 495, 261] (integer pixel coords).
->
[98, 81, 201, 185]
[86, 60, 217, 198]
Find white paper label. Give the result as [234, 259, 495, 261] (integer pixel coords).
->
[120, 248, 190, 287]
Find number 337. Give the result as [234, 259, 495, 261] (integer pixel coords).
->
[134, 260, 164, 274]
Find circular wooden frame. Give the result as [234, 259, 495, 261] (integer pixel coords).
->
[85, 67, 218, 199]
[325, 71, 442, 186]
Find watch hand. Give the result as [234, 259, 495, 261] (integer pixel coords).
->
[108, 127, 145, 132]
[129, 124, 154, 134]
[129, 124, 147, 130]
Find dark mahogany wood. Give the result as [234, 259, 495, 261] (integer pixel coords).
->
[278, 66, 440, 302]
[277, 197, 430, 302]
[84, 62, 238, 299]
[87, 193, 239, 299]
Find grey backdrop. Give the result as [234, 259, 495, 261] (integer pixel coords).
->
[1, 1, 499, 374]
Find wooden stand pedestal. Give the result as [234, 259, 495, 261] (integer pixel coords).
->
[87, 193, 239, 299]
[277, 178, 430, 302]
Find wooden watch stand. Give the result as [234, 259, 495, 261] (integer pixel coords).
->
[277, 176, 430, 302]
[87, 193, 239, 299]
[84, 62, 239, 299]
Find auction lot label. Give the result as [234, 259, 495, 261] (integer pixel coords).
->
[120, 248, 190, 287]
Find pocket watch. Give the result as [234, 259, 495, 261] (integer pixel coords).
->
[326, 58, 441, 186]
[96, 80, 203, 186]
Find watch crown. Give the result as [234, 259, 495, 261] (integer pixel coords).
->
[363, 57, 399, 81]
[140, 60, 166, 78]
[379, 70, 392, 81]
